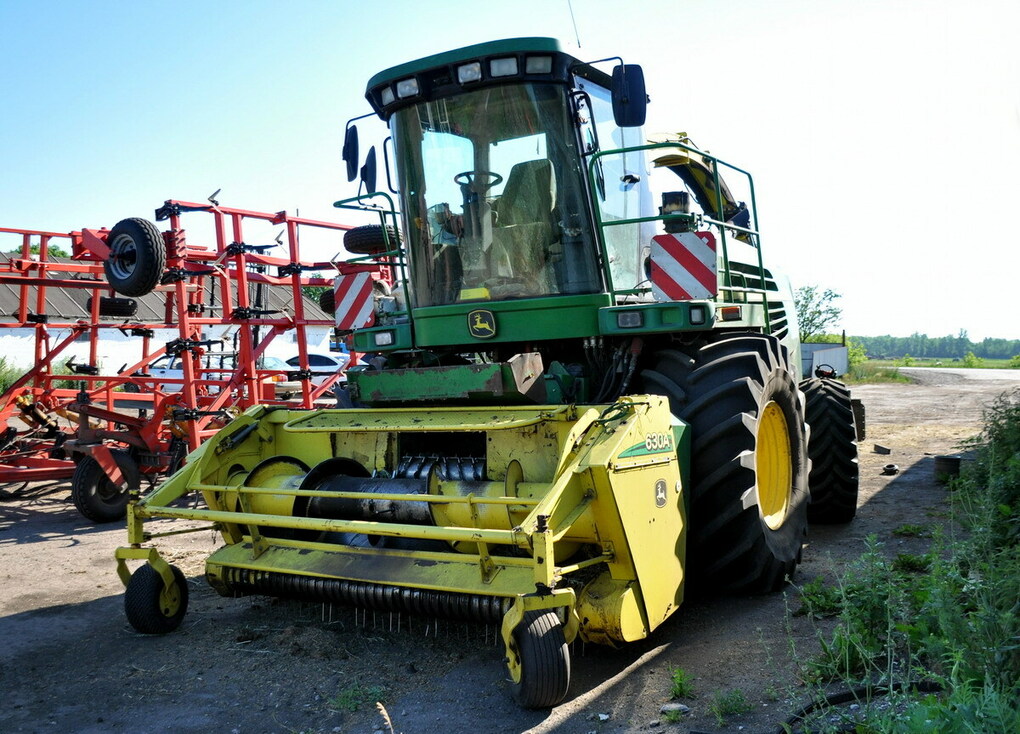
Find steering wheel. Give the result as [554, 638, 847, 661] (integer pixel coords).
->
[454, 170, 503, 190]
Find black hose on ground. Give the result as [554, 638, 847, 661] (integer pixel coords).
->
[776, 679, 944, 733]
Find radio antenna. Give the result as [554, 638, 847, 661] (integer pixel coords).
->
[567, 0, 582, 47]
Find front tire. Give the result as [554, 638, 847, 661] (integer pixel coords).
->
[509, 611, 570, 709]
[641, 333, 809, 594]
[801, 378, 859, 523]
[124, 563, 189, 634]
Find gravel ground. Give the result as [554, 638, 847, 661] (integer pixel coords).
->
[1, 367, 1016, 734]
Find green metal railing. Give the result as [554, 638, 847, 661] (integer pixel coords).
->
[587, 140, 772, 332]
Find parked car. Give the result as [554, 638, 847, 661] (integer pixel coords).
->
[129, 354, 301, 398]
[128, 353, 236, 393]
[284, 352, 350, 386]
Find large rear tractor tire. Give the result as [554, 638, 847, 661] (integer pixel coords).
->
[124, 563, 189, 634]
[640, 333, 809, 594]
[70, 450, 139, 523]
[509, 611, 570, 709]
[801, 378, 859, 524]
[104, 218, 167, 297]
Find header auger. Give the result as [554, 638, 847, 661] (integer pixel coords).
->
[116, 37, 859, 708]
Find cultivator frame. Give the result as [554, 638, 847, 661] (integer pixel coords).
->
[0, 200, 360, 513]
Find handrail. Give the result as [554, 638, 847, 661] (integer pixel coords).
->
[586, 140, 772, 333]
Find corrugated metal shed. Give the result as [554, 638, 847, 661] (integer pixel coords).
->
[0, 257, 328, 323]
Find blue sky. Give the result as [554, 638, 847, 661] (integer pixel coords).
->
[2, 0, 1018, 340]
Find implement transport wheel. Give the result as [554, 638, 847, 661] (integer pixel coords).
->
[801, 378, 859, 523]
[124, 564, 189, 634]
[104, 218, 166, 297]
[640, 333, 809, 594]
[318, 288, 336, 315]
[343, 224, 399, 255]
[510, 611, 570, 709]
[70, 450, 138, 523]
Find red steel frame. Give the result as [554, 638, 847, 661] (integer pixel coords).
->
[0, 199, 357, 485]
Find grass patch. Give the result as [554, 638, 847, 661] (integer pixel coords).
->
[891, 523, 930, 538]
[328, 682, 386, 713]
[707, 689, 752, 727]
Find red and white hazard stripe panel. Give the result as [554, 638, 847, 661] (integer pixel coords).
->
[649, 231, 718, 301]
[333, 272, 376, 330]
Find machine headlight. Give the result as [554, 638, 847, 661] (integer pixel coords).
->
[525, 55, 553, 74]
[380, 87, 395, 106]
[374, 331, 395, 347]
[457, 62, 483, 83]
[395, 77, 419, 98]
[616, 311, 643, 329]
[689, 305, 707, 325]
[489, 57, 518, 77]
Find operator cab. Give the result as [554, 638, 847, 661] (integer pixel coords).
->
[355, 38, 649, 309]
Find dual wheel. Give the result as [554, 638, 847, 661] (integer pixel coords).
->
[801, 378, 859, 523]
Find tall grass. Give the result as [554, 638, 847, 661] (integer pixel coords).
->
[0, 358, 91, 393]
[844, 361, 911, 384]
[0, 357, 21, 393]
[801, 388, 1020, 731]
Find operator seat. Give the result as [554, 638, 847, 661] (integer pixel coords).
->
[489, 159, 557, 294]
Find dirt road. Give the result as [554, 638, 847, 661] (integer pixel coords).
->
[1, 368, 1016, 734]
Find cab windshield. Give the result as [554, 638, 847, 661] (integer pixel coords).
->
[391, 83, 601, 307]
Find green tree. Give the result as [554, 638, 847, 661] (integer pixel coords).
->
[5, 242, 71, 258]
[795, 285, 843, 343]
[961, 351, 984, 368]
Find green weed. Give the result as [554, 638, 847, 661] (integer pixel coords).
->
[799, 389, 1020, 730]
[661, 708, 684, 724]
[668, 666, 694, 698]
[892, 552, 931, 574]
[794, 576, 843, 618]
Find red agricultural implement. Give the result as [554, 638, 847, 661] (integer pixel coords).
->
[0, 199, 375, 521]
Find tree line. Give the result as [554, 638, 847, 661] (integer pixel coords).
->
[851, 332, 1020, 361]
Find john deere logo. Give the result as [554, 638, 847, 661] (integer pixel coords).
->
[468, 309, 496, 339]
[654, 479, 668, 508]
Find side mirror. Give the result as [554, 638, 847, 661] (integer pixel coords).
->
[342, 125, 359, 182]
[611, 64, 647, 127]
[361, 146, 378, 195]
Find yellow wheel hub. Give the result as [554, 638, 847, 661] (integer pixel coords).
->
[159, 581, 182, 617]
[756, 400, 792, 530]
